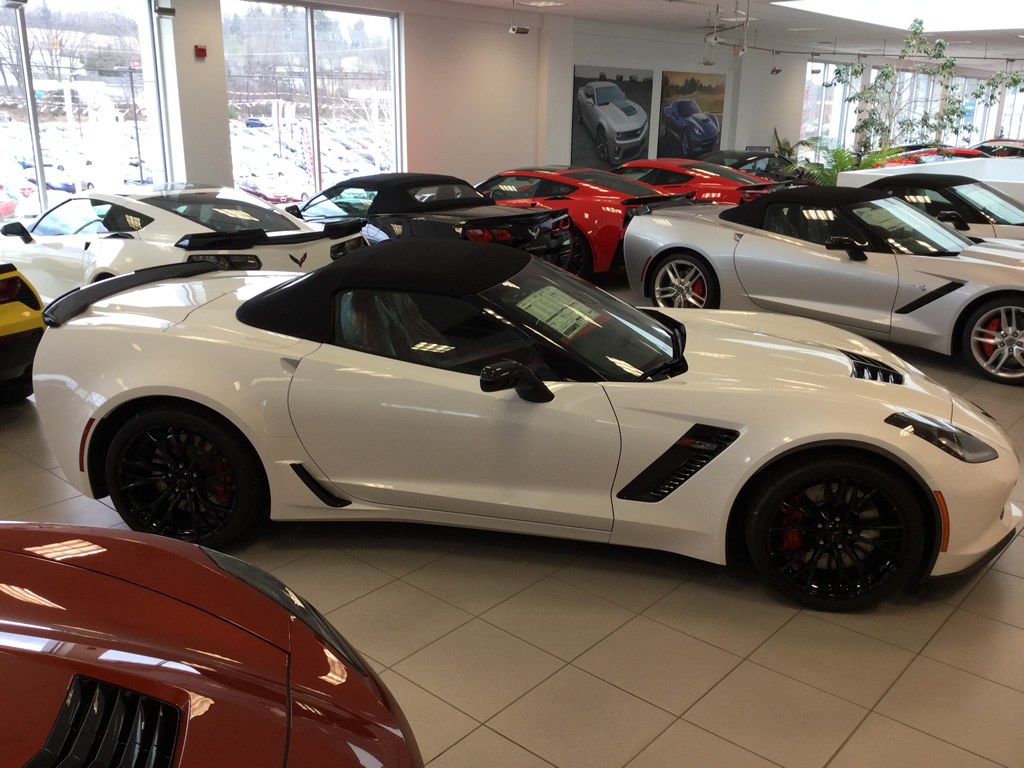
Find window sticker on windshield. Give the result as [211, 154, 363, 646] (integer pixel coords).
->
[517, 286, 600, 339]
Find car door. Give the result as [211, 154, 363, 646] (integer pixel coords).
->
[1, 198, 107, 303]
[288, 288, 620, 530]
[732, 201, 899, 335]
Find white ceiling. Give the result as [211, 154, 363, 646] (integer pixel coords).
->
[450, 0, 1024, 74]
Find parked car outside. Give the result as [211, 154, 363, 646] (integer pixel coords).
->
[33, 239, 1022, 610]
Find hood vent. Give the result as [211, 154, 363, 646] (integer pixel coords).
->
[844, 351, 904, 385]
[618, 424, 740, 503]
[26, 675, 179, 768]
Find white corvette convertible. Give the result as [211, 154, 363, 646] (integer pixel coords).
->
[0, 183, 366, 303]
[34, 241, 1021, 610]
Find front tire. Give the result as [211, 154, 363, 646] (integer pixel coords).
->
[105, 404, 268, 547]
[649, 252, 719, 309]
[961, 296, 1024, 384]
[680, 128, 692, 157]
[596, 126, 609, 161]
[744, 455, 924, 611]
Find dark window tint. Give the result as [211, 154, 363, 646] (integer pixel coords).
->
[32, 198, 111, 236]
[335, 290, 552, 377]
[479, 175, 542, 201]
[763, 203, 865, 247]
[562, 169, 654, 197]
[406, 183, 484, 205]
[536, 180, 576, 197]
[144, 191, 301, 232]
[656, 170, 696, 185]
[303, 186, 376, 218]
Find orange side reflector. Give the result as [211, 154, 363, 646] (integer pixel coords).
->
[78, 418, 96, 473]
[934, 491, 950, 552]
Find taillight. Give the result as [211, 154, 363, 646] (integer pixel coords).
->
[464, 228, 512, 242]
[0, 276, 21, 304]
[739, 190, 762, 203]
[552, 216, 570, 233]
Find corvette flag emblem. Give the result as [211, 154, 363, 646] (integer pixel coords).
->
[289, 252, 308, 268]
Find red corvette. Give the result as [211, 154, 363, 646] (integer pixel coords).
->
[884, 147, 985, 166]
[611, 158, 781, 204]
[1, 522, 423, 767]
[477, 166, 689, 278]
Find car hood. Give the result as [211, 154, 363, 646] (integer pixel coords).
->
[656, 309, 953, 415]
[686, 112, 719, 138]
[959, 239, 1024, 269]
[600, 100, 647, 131]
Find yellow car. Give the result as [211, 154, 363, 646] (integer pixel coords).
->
[0, 263, 43, 403]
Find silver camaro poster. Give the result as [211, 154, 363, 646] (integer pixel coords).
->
[571, 65, 654, 169]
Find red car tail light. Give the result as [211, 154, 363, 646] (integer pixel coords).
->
[0, 276, 22, 304]
[464, 228, 512, 242]
[552, 216, 570, 232]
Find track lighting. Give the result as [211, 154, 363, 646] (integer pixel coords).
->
[509, 1, 529, 34]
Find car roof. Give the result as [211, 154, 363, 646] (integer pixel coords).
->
[719, 186, 887, 228]
[115, 182, 224, 200]
[322, 172, 477, 214]
[863, 173, 980, 190]
[702, 150, 780, 162]
[236, 239, 531, 343]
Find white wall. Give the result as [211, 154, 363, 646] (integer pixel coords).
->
[732, 49, 807, 151]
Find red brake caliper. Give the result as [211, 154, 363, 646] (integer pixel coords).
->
[693, 277, 705, 300]
[781, 499, 803, 550]
[981, 316, 1001, 359]
[213, 462, 233, 504]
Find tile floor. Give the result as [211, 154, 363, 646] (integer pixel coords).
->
[3, 276, 1024, 767]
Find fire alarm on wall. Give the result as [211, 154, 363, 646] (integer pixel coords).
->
[194, 44, 207, 58]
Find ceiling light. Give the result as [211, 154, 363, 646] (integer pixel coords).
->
[787, 27, 823, 31]
[518, 1, 566, 5]
[773, 0, 1024, 32]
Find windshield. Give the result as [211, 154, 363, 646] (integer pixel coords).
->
[951, 183, 1024, 226]
[302, 186, 377, 218]
[143, 190, 300, 233]
[677, 100, 700, 116]
[562, 169, 657, 197]
[479, 259, 674, 382]
[594, 85, 626, 106]
[843, 197, 972, 256]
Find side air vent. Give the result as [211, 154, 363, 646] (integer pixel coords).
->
[16, 279, 41, 311]
[844, 351, 904, 385]
[25, 675, 179, 768]
[617, 424, 740, 503]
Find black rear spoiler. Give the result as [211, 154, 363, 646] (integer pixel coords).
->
[43, 262, 221, 328]
[174, 219, 365, 251]
[621, 192, 696, 207]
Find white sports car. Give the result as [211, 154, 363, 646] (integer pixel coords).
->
[0, 183, 366, 303]
[625, 186, 1024, 384]
[34, 241, 1021, 610]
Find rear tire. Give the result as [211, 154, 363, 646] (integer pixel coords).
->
[744, 454, 924, 611]
[0, 366, 32, 403]
[105, 404, 268, 547]
[568, 227, 595, 280]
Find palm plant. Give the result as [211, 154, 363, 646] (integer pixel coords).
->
[786, 136, 901, 186]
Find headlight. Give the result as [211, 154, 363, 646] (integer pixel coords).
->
[202, 547, 368, 675]
[187, 253, 262, 270]
[885, 412, 998, 463]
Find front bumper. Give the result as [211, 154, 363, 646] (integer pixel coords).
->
[930, 521, 1019, 581]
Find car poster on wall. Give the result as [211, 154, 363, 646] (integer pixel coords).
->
[571, 65, 654, 169]
[657, 72, 725, 159]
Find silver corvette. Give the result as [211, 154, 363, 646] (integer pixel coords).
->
[624, 186, 1024, 384]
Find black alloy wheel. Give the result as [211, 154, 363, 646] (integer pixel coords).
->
[568, 227, 595, 280]
[596, 126, 609, 161]
[680, 128, 692, 158]
[745, 455, 924, 611]
[106, 405, 268, 547]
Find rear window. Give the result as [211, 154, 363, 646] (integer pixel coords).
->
[562, 170, 656, 197]
[405, 183, 484, 205]
[143, 190, 300, 233]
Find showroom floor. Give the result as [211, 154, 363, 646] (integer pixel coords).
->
[3, 278, 1024, 768]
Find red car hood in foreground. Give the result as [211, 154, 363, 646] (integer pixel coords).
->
[0, 522, 421, 767]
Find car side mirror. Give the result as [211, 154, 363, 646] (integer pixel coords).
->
[284, 204, 302, 218]
[480, 360, 554, 403]
[936, 210, 970, 231]
[1, 221, 32, 244]
[825, 236, 868, 261]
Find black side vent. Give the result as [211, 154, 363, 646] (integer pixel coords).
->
[617, 424, 740, 503]
[844, 351, 904, 385]
[25, 675, 179, 768]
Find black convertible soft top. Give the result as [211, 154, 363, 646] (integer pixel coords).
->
[237, 239, 531, 343]
[719, 185, 887, 228]
[322, 172, 491, 215]
[863, 173, 979, 191]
